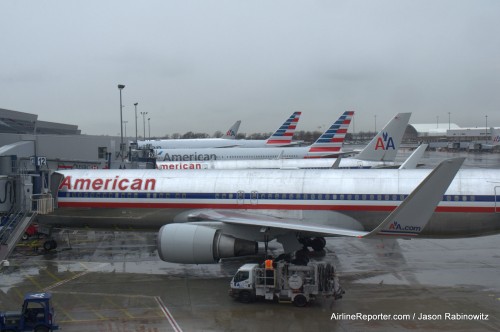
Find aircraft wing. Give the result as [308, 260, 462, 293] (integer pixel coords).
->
[188, 158, 465, 239]
[188, 209, 367, 237]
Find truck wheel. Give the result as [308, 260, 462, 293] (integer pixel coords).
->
[22, 232, 29, 240]
[293, 294, 308, 307]
[239, 291, 253, 304]
[43, 240, 57, 251]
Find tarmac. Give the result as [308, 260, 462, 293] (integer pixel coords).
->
[1, 150, 500, 331]
[1, 230, 499, 332]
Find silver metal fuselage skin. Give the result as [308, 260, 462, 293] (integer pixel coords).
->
[39, 168, 500, 238]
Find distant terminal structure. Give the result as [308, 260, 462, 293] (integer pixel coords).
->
[405, 123, 499, 151]
[0, 107, 153, 173]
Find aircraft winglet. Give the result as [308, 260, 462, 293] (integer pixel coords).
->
[399, 144, 428, 169]
[363, 157, 465, 239]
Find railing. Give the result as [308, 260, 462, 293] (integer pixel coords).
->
[32, 194, 54, 215]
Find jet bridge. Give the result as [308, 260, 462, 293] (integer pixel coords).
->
[0, 153, 54, 263]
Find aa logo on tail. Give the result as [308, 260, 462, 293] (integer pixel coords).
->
[375, 132, 395, 150]
[226, 129, 235, 136]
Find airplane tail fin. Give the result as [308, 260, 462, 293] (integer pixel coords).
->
[305, 111, 354, 158]
[356, 113, 411, 162]
[265, 112, 301, 146]
[364, 157, 465, 239]
[222, 120, 241, 139]
[490, 128, 500, 146]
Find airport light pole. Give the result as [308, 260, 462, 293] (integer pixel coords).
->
[148, 117, 151, 140]
[134, 102, 138, 143]
[141, 111, 148, 139]
[436, 116, 439, 129]
[118, 84, 125, 160]
[374, 115, 377, 133]
[123, 121, 128, 139]
[448, 112, 451, 130]
[486, 115, 488, 137]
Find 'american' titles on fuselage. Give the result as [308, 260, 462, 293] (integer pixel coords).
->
[50, 168, 500, 237]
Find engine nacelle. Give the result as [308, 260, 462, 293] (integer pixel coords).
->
[157, 224, 258, 264]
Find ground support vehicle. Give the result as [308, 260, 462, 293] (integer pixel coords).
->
[229, 261, 344, 307]
[0, 292, 58, 332]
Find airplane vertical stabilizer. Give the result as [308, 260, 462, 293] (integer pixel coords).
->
[306, 111, 354, 158]
[265, 112, 301, 146]
[221, 120, 241, 139]
[356, 113, 411, 162]
[490, 128, 500, 146]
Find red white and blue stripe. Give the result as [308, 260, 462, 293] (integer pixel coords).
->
[266, 112, 301, 145]
[307, 110, 354, 157]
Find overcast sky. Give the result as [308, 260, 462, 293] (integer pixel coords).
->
[1, 1, 500, 137]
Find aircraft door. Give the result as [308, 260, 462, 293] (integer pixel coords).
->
[495, 187, 500, 213]
[251, 191, 259, 205]
[237, 190, 245, 205]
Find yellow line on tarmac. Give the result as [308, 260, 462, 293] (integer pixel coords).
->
[25, 274, 44, 290]
[105, 296, 135, 319]
[41, 266, 62, 283]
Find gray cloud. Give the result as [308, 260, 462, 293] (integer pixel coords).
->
[0, 0, 499, 136]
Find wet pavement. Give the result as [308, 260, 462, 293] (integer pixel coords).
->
[1, 231, 499, 331]
[1, 150, 500, 331]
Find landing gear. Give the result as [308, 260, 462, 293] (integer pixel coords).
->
[43, 240, 57, 251]
[310, 237, 326, 251]
[299, 237, 326, 252]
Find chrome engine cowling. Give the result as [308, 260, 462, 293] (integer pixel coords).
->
[157, 224, 258, 264]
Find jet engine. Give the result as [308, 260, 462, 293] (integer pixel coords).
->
[157, 224, 258, 264]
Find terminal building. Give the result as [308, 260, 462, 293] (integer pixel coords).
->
[0, 107, 152, 262]
[404, 123, 499, 151]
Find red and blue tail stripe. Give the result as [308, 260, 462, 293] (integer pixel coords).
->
[266, 112, 301, 145]
[307, 111, 354, 156]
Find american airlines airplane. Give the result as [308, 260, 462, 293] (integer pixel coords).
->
[155, 114, 419, 170]
[154, 111, 355, 161]
[137, 120, 241, 149]
[39, 158, 500, 264]
[155, 143, 427, 171]
[139, 112, 301, 149]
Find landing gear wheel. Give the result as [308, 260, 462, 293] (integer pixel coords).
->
[43, 240, 57, 251]
[293, 294, 308, 307]
[292, 249, 310, 265]
[239, 291, 253, 304]
[311, 237, 326, 251]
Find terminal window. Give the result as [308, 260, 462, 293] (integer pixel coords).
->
[98, 147, 107, 159]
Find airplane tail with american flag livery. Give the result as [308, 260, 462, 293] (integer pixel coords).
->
[305, 110, 354, 158]
[265, 111, 302, 146]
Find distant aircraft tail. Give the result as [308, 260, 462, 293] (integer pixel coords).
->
[222, 120, 241, 139]
[356, 113, 411, 162]
[305, 111, 354, 158]
[265, 112, 301, 146]
[490, 128, 500, 146]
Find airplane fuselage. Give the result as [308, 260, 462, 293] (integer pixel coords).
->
[39, 168, 500, 238]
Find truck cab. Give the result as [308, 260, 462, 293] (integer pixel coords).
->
[230, 261, 344, 307]
[0, 292, 58, 332]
